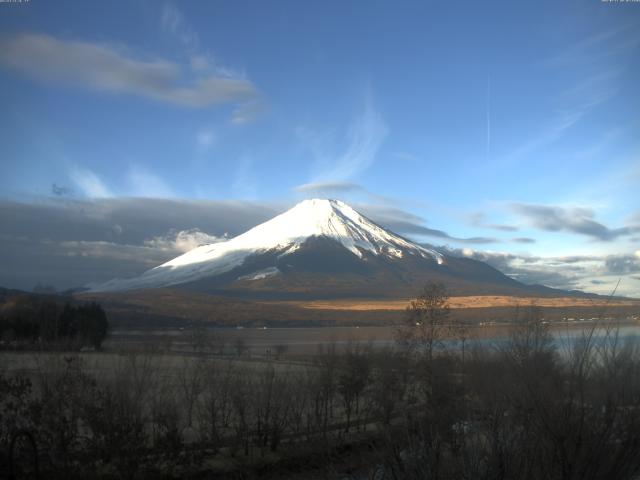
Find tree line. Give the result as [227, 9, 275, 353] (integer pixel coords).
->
[0, 294, 108, 349]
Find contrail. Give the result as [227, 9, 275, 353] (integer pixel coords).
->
[486, 74, 491, 162]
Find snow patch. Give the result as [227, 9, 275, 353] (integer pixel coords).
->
[238, 267, 280, 281]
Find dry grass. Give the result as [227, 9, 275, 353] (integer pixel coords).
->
[271, 295, 640, 311]
[78, 289, 640, 328]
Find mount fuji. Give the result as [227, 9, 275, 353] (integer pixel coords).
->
[89, 199, 560, 298]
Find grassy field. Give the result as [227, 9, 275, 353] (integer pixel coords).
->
[273, 295, 640, 310]
[81, 289, 640, 328]
[0, 350, 302, 374]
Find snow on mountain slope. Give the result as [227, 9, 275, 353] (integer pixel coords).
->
[90, 199, 443, 292]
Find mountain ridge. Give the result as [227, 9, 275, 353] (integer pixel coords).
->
[90, 199, 444, 293]
[88, 199, 598, 299]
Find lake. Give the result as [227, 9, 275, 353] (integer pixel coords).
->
[108, 320, 640, 356]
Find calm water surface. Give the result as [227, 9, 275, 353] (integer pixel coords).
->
[109, 321, 640, 355]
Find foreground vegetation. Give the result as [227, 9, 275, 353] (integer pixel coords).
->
[2, 283, 640, 479]
[0, 293, 109, 350]
[2, 317, 640, 477]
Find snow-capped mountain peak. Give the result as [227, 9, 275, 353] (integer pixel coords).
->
[90, 199, 443, 292]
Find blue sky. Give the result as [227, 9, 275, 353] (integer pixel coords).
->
[0, 0, 639, 295]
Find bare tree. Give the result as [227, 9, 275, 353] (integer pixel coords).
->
[398, 281, 451, 361]
[234, 338, 248, 357]
[230, 371, 251, 456]
[188, 324, 208, 353]
[208, 330, 227, 356]
[273, 343, 289, 360]
[309, 344, 338, 442]
[370, 348, 409, 426]
[454, 320, 471, 368]
[178, 357, 205, 428]
[337, 344, 371, 433]
[197, 360, 235, 452]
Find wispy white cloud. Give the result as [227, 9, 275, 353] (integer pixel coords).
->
[69, 167, 112, 198]
[292, 181, 400, 208]
[159, 3, 256, 92]
[510, 202, 640, 241]
[469, 212, 519, 232]
[354, 205, 499, 245]
[293, 181, 364, 195]
[144, 228, 226, 253]
[196, 128, 217, 149]
[505, 23, 636, 163]
[446, 247, 640, 297]
[391, 152, 418, 162]
[54, 239, 167, 265]
[231, 100, 267, 125]
[127, 165, 175, 198]
[69, 164, 176, 199]
[0, 33, 257, 108]
[160, 3, 199, 51]
[158, 3, 266, 124]
[190, 55, 212, 72]
[299, 89, 389, 183]
[506, 80, 617, 162]
[544, 23, 640, 69]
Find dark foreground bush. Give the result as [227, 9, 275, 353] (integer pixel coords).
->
[0, 295, 108, 350]
[2, 315, 640, 479]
